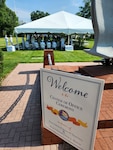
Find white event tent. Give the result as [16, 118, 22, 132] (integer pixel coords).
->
[14, 11, 93, 35]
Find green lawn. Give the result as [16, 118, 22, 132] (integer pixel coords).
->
[0, 37, 101, 81]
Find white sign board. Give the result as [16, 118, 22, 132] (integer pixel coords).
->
[40, 68, 104, 150]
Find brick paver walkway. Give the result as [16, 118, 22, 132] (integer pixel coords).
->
[0, 62, 112, 150]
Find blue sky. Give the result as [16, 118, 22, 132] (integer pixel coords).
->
[6, 0, 84, 23]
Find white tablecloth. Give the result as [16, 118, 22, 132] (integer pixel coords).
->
[7, 45, 15, 52]
[65, 45, 73, 51]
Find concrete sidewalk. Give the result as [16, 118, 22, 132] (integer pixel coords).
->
[0, 62, 105, 150]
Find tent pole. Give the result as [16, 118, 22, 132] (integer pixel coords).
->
[16, 33, 19, 50]
[68, 35, 70, 45]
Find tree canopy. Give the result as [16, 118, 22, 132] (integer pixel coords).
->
[0, 0, 18, 37]
[76, 0, 91, 19]
[30, 10, 50, 21]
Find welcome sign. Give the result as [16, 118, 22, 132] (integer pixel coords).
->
[40, 68, 104, 150]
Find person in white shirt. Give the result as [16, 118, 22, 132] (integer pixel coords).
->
[10, 35, 13, 45]
[5, 35, 9, 47]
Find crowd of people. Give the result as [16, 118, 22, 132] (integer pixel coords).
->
[4, 33, 90, 51]
[21, 33, 69, 50]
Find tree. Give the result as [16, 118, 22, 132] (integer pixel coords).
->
[76, 0, 91, 19]
[31, 10, 50, 21]
[0, 0, 18, 37]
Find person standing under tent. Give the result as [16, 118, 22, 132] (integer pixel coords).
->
[31, 34, 35, 49]
[22, 36, 25, 49]
[60, 35, 65, 50]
